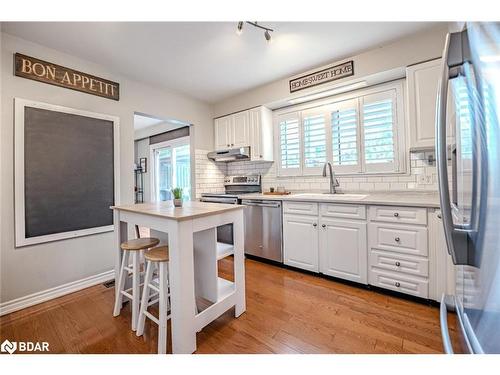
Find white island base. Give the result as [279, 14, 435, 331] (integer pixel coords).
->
[111, 201, 246, 354]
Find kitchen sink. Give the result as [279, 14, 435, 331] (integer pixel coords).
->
[292, 193, 368, 200]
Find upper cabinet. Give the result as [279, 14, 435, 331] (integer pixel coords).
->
[406, 59, 441, 150]
[214, 106, 274, 161]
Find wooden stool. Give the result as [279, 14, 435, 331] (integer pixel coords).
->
[113, 237, 160, 331]
[136, 246, 171, 354]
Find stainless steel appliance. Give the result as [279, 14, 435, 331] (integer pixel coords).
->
[437, 23, 500, 354]
[207, 147, 251, 162]
[241, 199, 283, 263]
[200, 175, 261, 244]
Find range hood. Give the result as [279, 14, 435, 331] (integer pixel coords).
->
[207, 147, 251, 162]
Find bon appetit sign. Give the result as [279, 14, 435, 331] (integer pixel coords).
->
[14, 53, 119, 101]
[289, 60, 354, 93]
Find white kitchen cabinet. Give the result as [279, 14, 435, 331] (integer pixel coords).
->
[283, 213, 319, 272]
[319, 217, 367, 284]
[214, 116, 233, 150]
[232, 111, 250, 148]
[214, 111, 249, 150]
[214, 107, 273, 160]
[406, 59, 441, 150]
[249, 107, 274, 161]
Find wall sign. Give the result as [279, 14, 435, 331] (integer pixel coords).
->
[289, 60, 354, 93]
[14, 53, 120, 101]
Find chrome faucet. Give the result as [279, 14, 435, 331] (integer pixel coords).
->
[322, 162, 340, 194]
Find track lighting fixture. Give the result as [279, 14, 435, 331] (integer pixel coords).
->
[236, 21, 274, 43]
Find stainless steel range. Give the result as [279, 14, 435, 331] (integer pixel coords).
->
[200, 175, 261, 244]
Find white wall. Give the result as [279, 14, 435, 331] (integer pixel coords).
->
[0, 32, 214, 303]
[213, 25, 449, 116]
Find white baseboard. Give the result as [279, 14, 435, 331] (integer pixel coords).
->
[0, 270, 114, 316]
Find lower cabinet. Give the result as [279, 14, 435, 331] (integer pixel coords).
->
[283, 202, 367, 283]
[319, 218, 367, 284]
[283, 214, 319, 272]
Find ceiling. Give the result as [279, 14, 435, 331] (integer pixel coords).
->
[2, 22, 439, 103]
[134, 114, 165, 130]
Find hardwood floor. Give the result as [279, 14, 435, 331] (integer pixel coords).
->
[0, 257, 454, 354]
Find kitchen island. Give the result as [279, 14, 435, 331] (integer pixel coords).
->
[111, 201, 246, 354]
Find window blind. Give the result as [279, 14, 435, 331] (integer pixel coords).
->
[303, 113, 326, 169]
[362, 97, 395, 166]
[331, 104, 358, 169]
[279, 115, 301, 171]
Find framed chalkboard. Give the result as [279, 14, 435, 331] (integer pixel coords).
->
[14, 98, 120, 247]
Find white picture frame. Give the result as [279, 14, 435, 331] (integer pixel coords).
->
[14, 98, 121, 247]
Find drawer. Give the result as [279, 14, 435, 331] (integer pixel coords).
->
[369, 268, 429, 298]
[283, 201, 318, 216]
[369, 249, 429, 277]
[320, 203, 366, 220]
[368, 222, 428, 256]
[369, 205, 427, 225]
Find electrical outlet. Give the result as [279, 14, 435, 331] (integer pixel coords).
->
[417, 174, 433, 185]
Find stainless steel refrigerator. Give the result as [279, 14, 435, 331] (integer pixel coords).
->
[437, 23, 500, 354]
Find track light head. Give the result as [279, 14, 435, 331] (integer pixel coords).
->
[264, 30, 272, 43]
[236, 21, 243, 36]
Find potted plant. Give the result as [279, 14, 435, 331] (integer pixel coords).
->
[172, 187, 183, 207]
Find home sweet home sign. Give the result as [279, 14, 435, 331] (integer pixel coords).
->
[14, 53, 119, 101]
[289, 60, 354, 93]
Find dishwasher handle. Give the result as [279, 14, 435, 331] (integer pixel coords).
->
[241, 199, 281, 208]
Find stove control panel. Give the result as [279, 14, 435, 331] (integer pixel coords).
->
[224, 175, 261, 186]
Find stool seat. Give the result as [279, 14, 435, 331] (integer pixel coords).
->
[120, 237, 159, 251]
[145, 246, 169, 262]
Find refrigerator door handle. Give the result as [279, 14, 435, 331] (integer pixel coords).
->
[436, 31, 471, 265]
[440, 294, 455, 354]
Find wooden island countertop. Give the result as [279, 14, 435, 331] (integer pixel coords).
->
[111, 201, 244, 221]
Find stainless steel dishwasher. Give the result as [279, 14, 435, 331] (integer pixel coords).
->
[241, 199, 282, 263]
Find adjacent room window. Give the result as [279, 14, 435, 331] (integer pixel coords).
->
[151, 137, 191, 201]
[276, 81, 405, 176]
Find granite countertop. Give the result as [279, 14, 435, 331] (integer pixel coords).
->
[111, 201, 244, 221]
[238, 191, 440, 208]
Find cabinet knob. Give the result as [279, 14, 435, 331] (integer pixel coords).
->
[393, 212, 399, 217]
[437, 213, 442, 219]
[321, 224, 326, 228]
[395, 261, 401, 267]
[395, 237, 401, 242]
[395, 282, 401, 287]
[259, 155, 263, 158]
[313, 223, 318, 227]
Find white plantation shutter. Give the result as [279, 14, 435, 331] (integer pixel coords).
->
[278, 112, 301, 175]
[361, 90, 398, 172]
[302, 110, 327, 174]
[330, 99, 360, 173]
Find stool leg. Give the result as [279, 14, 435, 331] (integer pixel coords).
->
[113, 250, 129, 317]
[137, 260, 154, 337]
[158, 262, 169, 354]
[131, 251, 141, 331]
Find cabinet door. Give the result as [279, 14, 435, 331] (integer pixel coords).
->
[215, 116, 231, 150]
[319, 218, 367, 284]
[407, 59, 441, 149]
[231, 111, 250, 148]
[283, 214, 319, 272]
[249, 108, 262, 160]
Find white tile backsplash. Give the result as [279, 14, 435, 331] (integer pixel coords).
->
[194, 150, 441, 196]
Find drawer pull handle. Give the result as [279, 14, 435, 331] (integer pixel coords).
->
[313, 223, 318, 227]
[395, 237, 401, 242]
[395, 282, 401, 287]
[395, 261, 401, 267]
[393, 212, 399, 217]
[321, 224, 326, 228]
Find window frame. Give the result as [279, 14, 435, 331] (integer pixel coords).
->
[275, 80, 407, 177]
